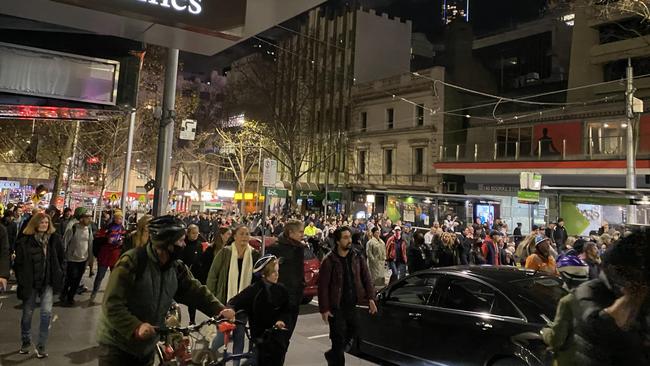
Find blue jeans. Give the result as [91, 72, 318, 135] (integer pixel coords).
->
[92, 266, 110, 295]
[211, 313, 247, 366]
[21, 286, 53, 350]
[388, 262, 407, 282]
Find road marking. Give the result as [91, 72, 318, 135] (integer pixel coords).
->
[307, 333, 329, 340]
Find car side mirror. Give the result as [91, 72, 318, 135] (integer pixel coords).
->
[376, 292, 386, 303]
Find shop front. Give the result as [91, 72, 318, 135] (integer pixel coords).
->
[359, 190, 487, 230]
[267, 188, 288, 215]
[559, 195, 629, 236]
[297, 190, 324, 214]
[464, 183, 549, 234]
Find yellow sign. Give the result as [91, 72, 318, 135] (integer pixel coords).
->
[138, 195, 146, 203]
[109, 193, 119, 202]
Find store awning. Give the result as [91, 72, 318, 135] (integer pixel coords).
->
[278, 181, 320, 191]
[542, 186, 650, 200]
[363, 189, 489, 202]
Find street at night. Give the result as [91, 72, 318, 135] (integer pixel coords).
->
[1, 0, 650, 366]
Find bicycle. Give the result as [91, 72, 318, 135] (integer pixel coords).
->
[156, 315, 289, 366]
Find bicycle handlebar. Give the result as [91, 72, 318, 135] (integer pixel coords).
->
[156, 317, 246, 337]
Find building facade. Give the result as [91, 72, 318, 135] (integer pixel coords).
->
[348, 67, 445, 225]
[435, 8, 650, 234]
[270, 5, 412, 212]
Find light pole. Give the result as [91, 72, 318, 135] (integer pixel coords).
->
[626, 58, 637, 224]
[153, 48, 179, 216]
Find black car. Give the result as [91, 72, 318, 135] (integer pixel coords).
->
[355, 266, 567, 366]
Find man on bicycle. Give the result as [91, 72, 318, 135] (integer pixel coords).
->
[97, 215, 234, 365]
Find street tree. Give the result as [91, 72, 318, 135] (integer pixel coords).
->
[215, 120, 265, 213]
[552, 0, 650, 20]
[226, 53, 341, 208]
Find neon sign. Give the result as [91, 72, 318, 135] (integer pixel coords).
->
[136, 0, 202, 15]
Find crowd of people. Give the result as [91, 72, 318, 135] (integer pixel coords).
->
[0, 203, 647, 365]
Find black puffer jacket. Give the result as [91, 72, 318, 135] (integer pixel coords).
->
[14, 233, 65, 301]
[228, 279, 291, 339]
[573, 273, 650, 366]
[266, 235, 304, 307]
[0, 223, 10, 280]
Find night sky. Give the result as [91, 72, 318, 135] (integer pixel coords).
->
[364, 0, 548, 34]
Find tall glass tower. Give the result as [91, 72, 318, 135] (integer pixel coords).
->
[442, 0, 470, 24]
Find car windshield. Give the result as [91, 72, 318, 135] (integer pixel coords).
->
[509, 277, 567, 322]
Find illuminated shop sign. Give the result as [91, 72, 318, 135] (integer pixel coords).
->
[53, 0, 246, 34]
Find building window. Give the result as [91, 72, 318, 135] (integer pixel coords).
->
[358, 150, 366, 175]
[384, 149, 393, 175]
[416, 103, 425, 126]
[414, 147, 424, 175]
[360, 112, 367, 132]
[386, 108, 394, 129]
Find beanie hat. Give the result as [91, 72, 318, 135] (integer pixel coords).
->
[74, 207, 90, 219]
[534, 235, 548, 247]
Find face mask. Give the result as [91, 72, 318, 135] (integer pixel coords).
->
[168, 244, 184, 261]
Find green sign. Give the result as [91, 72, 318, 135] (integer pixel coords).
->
[205, 202, 223, 210]
[267, 188, 288, 198]
[297, 190, 324, 200]
[327, 191, 342, 201]
[561, 196, 629, 205]
[518, 190, 540, 203]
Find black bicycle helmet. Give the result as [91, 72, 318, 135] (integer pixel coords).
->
[148, 215, 187, 247]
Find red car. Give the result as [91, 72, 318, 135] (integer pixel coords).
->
[249, 236, 320, 304]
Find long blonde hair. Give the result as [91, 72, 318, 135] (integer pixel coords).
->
[132, 214, 153, 248]
[22, 212, 56, 235]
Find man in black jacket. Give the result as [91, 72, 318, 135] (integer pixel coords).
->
[572, 228, 649, 366]
[553, 218, 568, 252]
[181, 224, 205, 324]
[318, 226, 377, 366]
[266, 220, 305, 339]
[0, 222, 10, 292]
[197, 213, 212, 241]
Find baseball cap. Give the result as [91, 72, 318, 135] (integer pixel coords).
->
[394, 226, 401, 231]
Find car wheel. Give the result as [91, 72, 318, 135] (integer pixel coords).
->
[301, 296, 313, 304]
[490, 357, 527, 366]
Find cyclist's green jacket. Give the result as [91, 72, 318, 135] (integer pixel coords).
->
[97, 243, 225, 356]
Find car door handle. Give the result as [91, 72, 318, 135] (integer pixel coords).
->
[408, 312, 422, 320]
[475, 321, 493, 330]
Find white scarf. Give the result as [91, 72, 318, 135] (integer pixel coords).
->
[227, 244, 253, 302]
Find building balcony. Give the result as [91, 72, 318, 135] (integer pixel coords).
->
[438, 135, 636, 163]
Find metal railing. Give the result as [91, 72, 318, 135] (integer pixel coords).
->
[438, 135, 635, 162]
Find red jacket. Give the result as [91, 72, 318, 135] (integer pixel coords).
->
[318, 250, 375, 314]
[386, 234, 408, 263]
[481, 238, 500, 266]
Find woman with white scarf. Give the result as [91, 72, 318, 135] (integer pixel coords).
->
[207, 226, 260, 363]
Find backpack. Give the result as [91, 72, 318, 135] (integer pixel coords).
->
[67, 224, 94, 257]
